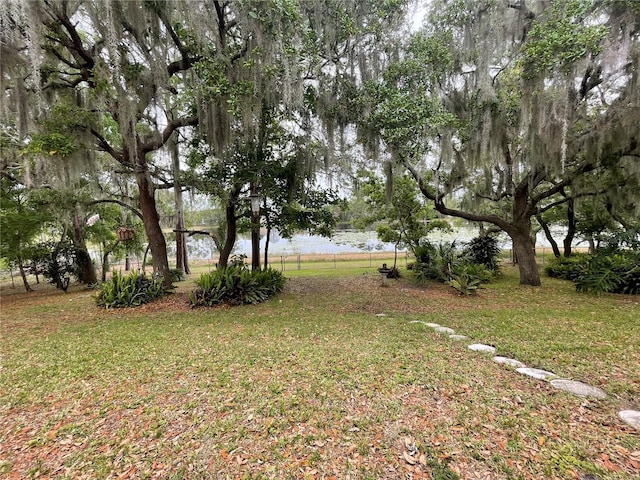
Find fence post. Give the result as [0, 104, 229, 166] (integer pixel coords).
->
[298, 254, 301, 270]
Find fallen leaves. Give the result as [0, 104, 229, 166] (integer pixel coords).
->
[1, 272, 639, 479]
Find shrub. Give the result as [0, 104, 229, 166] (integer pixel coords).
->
[189, 266, 286, 307]
[547, 250, 640, 295]
[412, 239, 499, 292]
[447, 262, 491, 295]
[451, 261, 493, 283]
[412, 241, 456, 283]
[463, 235, 502, 272]
[28, 241, 81, 292]
[544, 254, 590, 281]
[229, 254, 248, 268]
[575, 251, 640, 294]
[170, 268, 186, 282]
[95, 271, 166, 308]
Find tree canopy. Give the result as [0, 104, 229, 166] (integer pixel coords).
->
[2, 0, 639, 289]
[356, 0, 640, 285]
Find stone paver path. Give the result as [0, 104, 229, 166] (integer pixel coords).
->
[619, 410, 640, 430]
[516, 367, 559, 381]
[550, 379, 607, 399]
[449, 334, 469, 341]
[434, 326, 455, 334]
[411, 317, 640, 431]
[468, 343, 496, 354]
[492, 356, 525, 368]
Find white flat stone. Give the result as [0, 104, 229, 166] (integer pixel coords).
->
[550, 379, 607, 399]
[424, 323, 441, 328]
[516, 367, 558, 381]
[493, 356, 526, 368]
[618, 410, 640, 430]
[449, 334, 469, 341]
[434, 326, 455, 334]
[468, 343, 496, 354]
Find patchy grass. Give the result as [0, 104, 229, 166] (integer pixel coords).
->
[0, 265, 639, 479]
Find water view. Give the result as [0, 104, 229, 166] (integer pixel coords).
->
[174, 227, 568, 260]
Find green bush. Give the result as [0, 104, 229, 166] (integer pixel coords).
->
[451, 261, 493, 283]
[28, 241, 81, 292]
[170, 268, 186, 282]
[189, 266, 286, 307]
[575, 251, 640, 294]
[412, 240, 498, 292]
[544, 254, 590, 281]
[95, 271, 166, 308]
[463, 236, 502, 272]
[447, 262, 491, 295]
[547, 250, 640, 295]
[413, 241, 456, 283]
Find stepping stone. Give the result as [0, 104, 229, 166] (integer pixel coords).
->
[434, 326, 455, 334]
[618, 410, 640, 430]
[468, 343, 496, 354]
[375, 313, 387, 317]
[449, 334, 469, 341]
[424, 323, 441, 328]
[493, 356, 525, 368]
[550, 379, 607, 399]
[516, 367, 558, 381]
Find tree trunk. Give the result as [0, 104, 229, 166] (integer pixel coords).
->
[251, 210, 260, 271]
[175, 210, 190, 274]
[170, 134, 190, 274]
[264, 226, 271, 270]
[393, 243, 399, 270]
[509, 227, 541, 286]
[562, 199, 576, 257]
[101, 240, 119, 282]
[137, 172, 172, 288]
[18, 258, 33, 292]
[102, 251, 109, 282]
[142, 244, 151, 272]
[217, 190, 240, 269]
[72, 206, 98, 285]
[536, 214, 561, 258]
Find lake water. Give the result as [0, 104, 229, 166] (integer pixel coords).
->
[175, 227, 568, 259]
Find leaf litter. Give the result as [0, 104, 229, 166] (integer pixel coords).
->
[1, 270, 638, 479]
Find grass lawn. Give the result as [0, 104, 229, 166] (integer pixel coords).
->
[1, 265, 639, 479]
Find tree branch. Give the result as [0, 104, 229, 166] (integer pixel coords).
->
[532, 161, 599, 204]
[174, 229, 222, 250]
[403, 157, 511, 232]
[139, 116, 199, 156]
[89, 128, 125, 164]
[86, 199, 144, 220]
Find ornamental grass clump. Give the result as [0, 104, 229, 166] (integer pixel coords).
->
[189, 266, 286, 307]
[95, 271, 166, 308]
